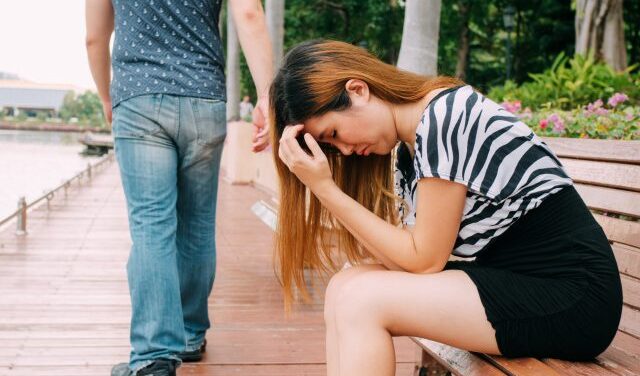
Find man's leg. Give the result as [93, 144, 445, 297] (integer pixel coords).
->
[113, 95, 185, 371]
[174, 97, 227, 353]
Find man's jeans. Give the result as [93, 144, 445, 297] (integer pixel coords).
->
[112, 94, 226, 371]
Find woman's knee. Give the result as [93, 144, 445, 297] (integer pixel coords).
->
[324, 267, 383, 327]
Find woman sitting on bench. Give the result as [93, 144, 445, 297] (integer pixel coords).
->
[269, 39, 622, 376]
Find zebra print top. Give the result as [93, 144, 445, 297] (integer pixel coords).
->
[395, 85, 573, 257]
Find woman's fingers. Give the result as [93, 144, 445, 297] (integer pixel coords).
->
[304, 133, 325, 160]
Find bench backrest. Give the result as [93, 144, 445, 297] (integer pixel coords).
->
[543, 137, 640, 341]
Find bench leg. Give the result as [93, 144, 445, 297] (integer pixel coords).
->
[414, 349, 450, 376]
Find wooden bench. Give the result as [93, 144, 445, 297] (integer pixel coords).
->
[413, 137, 640, 376]
[250, 137, 640, 376]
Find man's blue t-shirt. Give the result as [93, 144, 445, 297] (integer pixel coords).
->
[110, 0, 226, 107]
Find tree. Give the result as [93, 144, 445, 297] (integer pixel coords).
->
[59, 91, 105, 126]
[226, 5, 241, 121]
[575, 0, 628, 71]
[454, 0, 471, 80]
[397, 0, 442, 75]
[266, 0, 286, 70]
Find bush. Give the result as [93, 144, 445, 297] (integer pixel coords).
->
[488, 53, 639, 110]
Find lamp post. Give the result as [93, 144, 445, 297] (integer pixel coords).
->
[503, 5, 516, 82]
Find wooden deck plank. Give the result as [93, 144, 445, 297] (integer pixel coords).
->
[0, 162, 418, 375]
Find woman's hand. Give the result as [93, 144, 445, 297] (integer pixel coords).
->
[278, 124, 335, 194]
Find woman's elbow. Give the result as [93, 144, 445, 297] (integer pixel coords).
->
[404, 261, 445, 275]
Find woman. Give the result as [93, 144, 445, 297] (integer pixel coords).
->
[269, 39, 622, 376]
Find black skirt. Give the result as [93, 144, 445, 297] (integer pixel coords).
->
[445, 185, 623, 361]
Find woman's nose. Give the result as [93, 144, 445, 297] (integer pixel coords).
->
[335, 142, 354, 156]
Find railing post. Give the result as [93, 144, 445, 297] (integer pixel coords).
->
[16, 197, 27, 236]
[87, 163, 92, 180]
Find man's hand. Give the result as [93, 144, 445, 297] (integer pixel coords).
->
[102, 100, 112, 128]
[251, 95, 270, 152]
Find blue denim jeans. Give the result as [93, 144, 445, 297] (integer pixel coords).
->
[112, 94, 226, 371]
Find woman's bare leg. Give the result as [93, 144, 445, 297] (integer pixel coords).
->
[323, 265, 499, 376]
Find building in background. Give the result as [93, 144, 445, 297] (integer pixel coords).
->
[0, 77, 81, 118]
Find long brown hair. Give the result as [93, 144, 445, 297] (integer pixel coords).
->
[269, 39, 463, 308]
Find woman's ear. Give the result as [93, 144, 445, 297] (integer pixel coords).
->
[345, 79, 370, 104]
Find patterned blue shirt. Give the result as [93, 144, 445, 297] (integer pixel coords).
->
[110, 0, 226, 107]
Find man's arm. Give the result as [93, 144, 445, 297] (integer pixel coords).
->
[229, 0, 274, 152]
[85, 0, 114, 125]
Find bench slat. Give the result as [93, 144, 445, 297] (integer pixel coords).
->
[621, 274, 640, 309]
[411, 337, 506, 376]
[576, 184, 640, 218]
[543, 138, 640, 164]
[619, 305, 640, 339]
[596, 216, 640, 248]
[481, 355, 563, 376]
[595, 331, 640, 376]
[561, 159, 640, 192]
[612, 243, 640, 279]
[543, 358, 620, 376]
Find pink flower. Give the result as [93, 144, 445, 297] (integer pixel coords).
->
[585, 99, 604, 115]
[545, 113, 565, 133]
[502, 100, 522, 114]
[539, 119, 548, 129]
[595, 108, 609, 116]
[553, 120, 565, 133]
[607, 92, 628, 107]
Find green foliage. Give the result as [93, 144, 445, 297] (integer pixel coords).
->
[438, 0, 575, 90]
[488, 53, 640, 110]
[58, 91, 106, 127]
[233, 0, 405, 98]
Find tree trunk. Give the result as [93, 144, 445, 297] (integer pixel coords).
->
[226, 7, 241, 121]
[455, 1, 471, 80]
[397, 0, 442, 76]
[266, 0, 285, 70]
[575, 0, 627, 71]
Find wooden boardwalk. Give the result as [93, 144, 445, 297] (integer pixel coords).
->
[0, 160, 417, 375]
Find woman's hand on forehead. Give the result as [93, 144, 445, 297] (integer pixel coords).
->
[278, 124, 336, 194]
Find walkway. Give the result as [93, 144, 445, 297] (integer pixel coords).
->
[0, 160, 416, 375]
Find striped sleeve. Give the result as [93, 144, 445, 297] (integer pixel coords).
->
[413, 87, 500, 195]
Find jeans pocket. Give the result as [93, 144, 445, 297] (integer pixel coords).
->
[191, 98, 227, 146]
[112, 95, 163, 139]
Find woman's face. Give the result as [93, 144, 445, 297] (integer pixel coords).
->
[302, 80, 397, 156]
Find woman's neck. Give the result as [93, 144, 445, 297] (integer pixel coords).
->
[391, 88, 447, 148]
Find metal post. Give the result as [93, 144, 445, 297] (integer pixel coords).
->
[16, 197, 27, 236]
[506, 32, 512, 81]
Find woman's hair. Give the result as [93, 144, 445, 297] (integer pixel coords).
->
[269, 39, 463, 308]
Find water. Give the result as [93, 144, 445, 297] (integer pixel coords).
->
[0, 130, 102, 219]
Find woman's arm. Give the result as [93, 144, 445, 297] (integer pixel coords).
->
[314, 178, 465, 273]
[279, 126, 467, 274]
[85, 0, 114, 124]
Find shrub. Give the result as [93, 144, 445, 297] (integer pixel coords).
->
[489, 53, 639, 110]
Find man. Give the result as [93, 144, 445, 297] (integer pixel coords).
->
[85, 1, 272, 375]
[239, 95, 254, 121]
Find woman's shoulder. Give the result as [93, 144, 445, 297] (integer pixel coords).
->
[425, 84, 474, 109]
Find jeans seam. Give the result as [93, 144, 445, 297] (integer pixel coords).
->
[190, 97, 202, 145]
